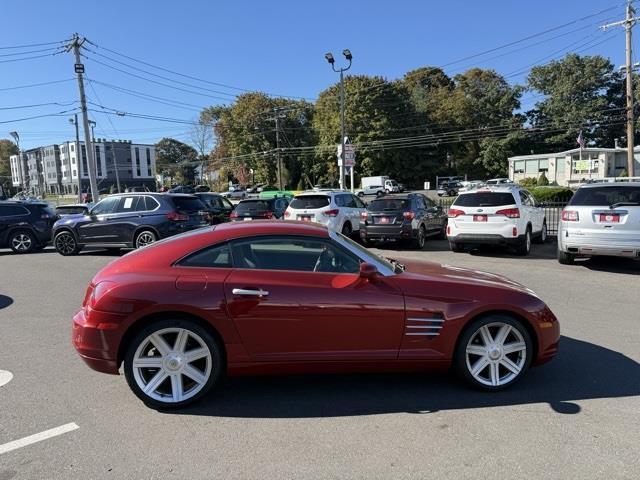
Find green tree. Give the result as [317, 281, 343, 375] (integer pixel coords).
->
[526, 54, 624, 150]
[537, 171, 549, 186]
[155, 137, 198, 185]
[0, 139, 18, 193]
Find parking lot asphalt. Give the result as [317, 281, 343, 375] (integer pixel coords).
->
[0, 240, 638, 479]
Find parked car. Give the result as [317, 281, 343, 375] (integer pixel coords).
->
[284, 190, 366, 236]
[437, 181, 463, 197]
[168, 185, 196, 194]
[356, 185, 385, 197]
[246, 184, 264, 194]
[230, 197, 290, 221]
[447, 185, 547, 255]
[194, 185, 210, 193]
[221, 189, 247, 200]
[557, 182, 640, 264]
[54, 204, 91, 217]
[127, 186, 151, 193]
[0, 200, 57, 253]
[486, 178, 513, 186]
[72, 221, 560, 408]
[52, 193, 208, 255]
[360, 194, 447, 249]
[195, 193, 234, 225]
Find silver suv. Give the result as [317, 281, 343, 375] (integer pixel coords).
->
[557, 182, 640, 264]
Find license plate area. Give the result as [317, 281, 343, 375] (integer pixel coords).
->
[473, 214, 488, 222]
[599, 213, 620, 223]
[374, 216, 395, 224]
[243, 217, 252, 221]
[298, 215, 312, 222]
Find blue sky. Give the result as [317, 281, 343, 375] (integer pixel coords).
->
[0, 0, 632, 149]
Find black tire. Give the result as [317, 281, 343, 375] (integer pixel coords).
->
[9, 229, 36, 254]
[341, 222, 352, 237]
[54, 230, 80, 256]
[436, 221, 448, 240]
[515, 227, 531, 256]
[533, 221, 547, 244]
[134, 229, 158, 249]
[448, 190, 456, 197]
[361, 237, 372, 247]
[449, 241, 464, 253]
[357, 192, 364, 197]
[376, 190, 384, 197]
[557, 249, 575, 265]
[412, 225, 426, 250]
[455, 314, 533, 391]
[385, 189, 390, 194]
[123, 319, 223, 409]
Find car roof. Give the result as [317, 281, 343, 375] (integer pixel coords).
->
[457, 185, 522, 194]
[577, 181, 640, 188]
[370, 194, 411, 200]
[0, 200, 48, 206]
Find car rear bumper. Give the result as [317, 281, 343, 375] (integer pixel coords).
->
[558, 229, 640, 257]
[360, 224, 415, 240]
[72, 309, 123, 375]
[448, 233, 524, 246]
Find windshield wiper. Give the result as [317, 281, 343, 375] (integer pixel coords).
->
[609, 202, 640, 209]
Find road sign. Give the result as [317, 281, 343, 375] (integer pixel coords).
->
[74, 63, 84, 73]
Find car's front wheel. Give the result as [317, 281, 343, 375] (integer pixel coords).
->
[412, 225, 426, 250]
[455, 315, 532, 391]
[135, 229, 158, 249]
[533, 221, 547, 244]
[9, 230, 36, 254]
[54, 231, 81, 256]
[124, 320, 223, 409]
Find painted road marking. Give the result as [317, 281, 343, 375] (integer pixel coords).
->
[0, 370, 12, 388]
[0, 423, 79, 455]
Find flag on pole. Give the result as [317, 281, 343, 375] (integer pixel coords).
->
[576, 131, 586, 149]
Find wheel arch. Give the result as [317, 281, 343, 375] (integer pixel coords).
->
[117, 310, 228, 370]
[132, 225, 161, 244]
[53, 226, 77, 239]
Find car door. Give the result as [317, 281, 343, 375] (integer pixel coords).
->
[77, 196, 120, 242]
[519, 190, 539, 233]
[223, 235, 405, 362]
[525, 190, 544, 233]
[423, 196, 443, 233]
[107, 195, 145, 243]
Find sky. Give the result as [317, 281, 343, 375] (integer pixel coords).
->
[0, 0, 633, 149]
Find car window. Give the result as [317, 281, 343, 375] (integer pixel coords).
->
[274, 198, 288, 210]
[454, 192, 516, 207]
[518, 191, 532, 206]
[353, 195, 366, 208]
[115, 196, 142, 213]
[236, 200, 272, 212]
[171, 196, 205, 212]
[90, 196, 119, 215]
[341, 194, 356, 208]
[0, 205, 29, 216]
[289, 195, 330, 209]
[176, 243, 232, 268]
[368, 198, 409, 212]
[230, 236, 360, 273]
[424, 196, 436, 208]
[569, 185, 640, 206]
[221, 197, 233, 209]
[143, 196, 160, 211]
[415, 196, 426, 209]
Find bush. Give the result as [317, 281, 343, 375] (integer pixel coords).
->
[537, 171, 549, 186]
[518, 177, 538, 188]
[619, 169, 628, 178]
[530, 186, 573, 203]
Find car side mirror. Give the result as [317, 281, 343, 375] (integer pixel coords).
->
[359, 262, 378, 280]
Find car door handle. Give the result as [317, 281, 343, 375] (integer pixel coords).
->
[232, 288, 269, 297]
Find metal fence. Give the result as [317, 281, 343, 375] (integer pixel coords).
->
[437, 198, 568, 236]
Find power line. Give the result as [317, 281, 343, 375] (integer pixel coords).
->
[0, 47, 63, 58]
[0, 108, 80, 125]
[0, 101, 77, 110]
[0, 51, 63, 64]
[0, 40, 67, 50]
[0, 79, 74, 92]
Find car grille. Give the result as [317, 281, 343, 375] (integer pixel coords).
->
[404, 315, 444, 338]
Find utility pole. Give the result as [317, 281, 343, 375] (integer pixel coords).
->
[268, 107, 287, 190]
[66, 34, 99, 202]
[69, 115, 82, 201]
[603, 1, 640, 177]
[111, 140, 121, 193]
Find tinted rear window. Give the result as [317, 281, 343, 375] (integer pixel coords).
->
[290, 195, 330, 209]
[171, 196, 205, 212]
[454, 192, 516, 207]
[569, 185, 640, 206]
[236, 200, 272, 212]
[368, 199, 409, 212]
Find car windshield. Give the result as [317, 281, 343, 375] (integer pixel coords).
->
[368, 199, 409, 211]
[454, 192, 516, 207]
[335, 232, 399, 273]
[569, 185, 640, 207]
[289, 195, 330, 209]
[171, 196, 205, 212]
[235, 200, 271, 212]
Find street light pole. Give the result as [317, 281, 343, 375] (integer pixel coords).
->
[325, 49, 352, 190]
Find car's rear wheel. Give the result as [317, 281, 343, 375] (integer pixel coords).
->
[449, 241, 464, 253]
[448, 190, 456, 197]
[557, 249, 575, 265]
[455, 315, 532, 391]
[515, 227, 531, 256]
[135, 229, 157, 249]
[341, 222, 352, 237]
[9, 230, 36, 254]
[124, 320, 223, 409]
[376, 190, 384, 197]
[54, 231, 80, 256]
[413, 225, 426, 250]
[436, 221, 447, 240]
[533, 221, 547, 244]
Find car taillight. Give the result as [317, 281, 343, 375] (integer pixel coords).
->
[496, 208, 520, 218]
[284, 210, 291, 218]
[264, 211, 274, 219]
[561, 210, 579, 221]
[166, 211, 188, 221]
[230, 211, 239, 218]
[403, 211, 415, 220]
[448, 208, 464, 218]
[324, 209, 340, 217]
[360, 211, 369, 220]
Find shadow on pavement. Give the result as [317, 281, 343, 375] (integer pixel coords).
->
[0, 295, 13, 310]
[579, 256, 640, 275]
[169, 336, 639, 419]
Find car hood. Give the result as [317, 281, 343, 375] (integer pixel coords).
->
[54, 213, 88, 227]
[397, 258, 536, 295]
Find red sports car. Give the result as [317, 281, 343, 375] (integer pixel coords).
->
[73, 221, 559, 408]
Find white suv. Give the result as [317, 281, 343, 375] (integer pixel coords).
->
[446, 186, 547, 255]
[284, 191, 366, 236]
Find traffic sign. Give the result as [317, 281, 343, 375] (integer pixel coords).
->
[74, 63, 84, 74]
[337, 143, 356, 167]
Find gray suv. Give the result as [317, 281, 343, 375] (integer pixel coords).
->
[557, 182, 640, 264]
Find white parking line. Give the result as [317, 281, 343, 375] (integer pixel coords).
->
[0, 423, 79, 455]
[0, 370, 12, 388]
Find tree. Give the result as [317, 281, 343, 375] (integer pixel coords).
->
[537, 171, 549, 186]
[154, 138, 198, 185]
[190, 121, 214, 184]
[0, 139, 18, 193]
[526, 54, 624, 151]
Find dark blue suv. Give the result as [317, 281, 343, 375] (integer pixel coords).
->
[52, 193, 208, 255]
[0, 201, 57, 253]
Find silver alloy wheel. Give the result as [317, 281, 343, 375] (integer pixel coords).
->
[136, 231, 156, 248]
[55, 232, 76, 255]
[541, 223, 547, 242]
[132, 327, 212, 404]
[465, 322, 527, 387]
[11, 233, 32, 252]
